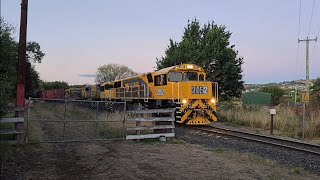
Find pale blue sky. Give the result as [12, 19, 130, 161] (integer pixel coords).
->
[2, 0, 320, 84]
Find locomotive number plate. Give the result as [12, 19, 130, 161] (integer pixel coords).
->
[191, 86, 208, 94]
[157, 88, 164, 96]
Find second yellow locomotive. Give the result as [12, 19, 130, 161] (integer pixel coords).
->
[96, 64, 218, 125]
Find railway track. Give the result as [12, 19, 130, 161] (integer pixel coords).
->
[193, 125, 320, 156]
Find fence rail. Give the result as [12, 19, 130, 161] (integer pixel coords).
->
[2, 99, 177, 143]
[126, 108, 175, 140]
[0, 107, 25, 144]
[26, 98, 126, 143]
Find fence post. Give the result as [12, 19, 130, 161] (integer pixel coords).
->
[62, 99, 67, 141]
[95, 101, 99, 140]
[26, 97, 31, 142]
[269, 108, 276, 135]
[302, 102, 306, 140]
[123, 102, 127, 139]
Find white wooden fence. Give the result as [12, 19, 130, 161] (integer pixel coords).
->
[126, 108, 175, 140]
[0, 107, 25, 144]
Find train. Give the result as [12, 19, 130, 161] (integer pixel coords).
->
[35, 88, 82, 100]
[36, 64, 218, 125]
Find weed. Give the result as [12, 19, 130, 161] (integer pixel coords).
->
[291, 167, 304, 175]
[220, 106, 320, 139]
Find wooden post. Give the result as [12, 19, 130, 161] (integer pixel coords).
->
[270, 114, 274, 135]
[302, 102, 306, 140]
[15, 0, 28, 142]
[269, 108, 276, 135]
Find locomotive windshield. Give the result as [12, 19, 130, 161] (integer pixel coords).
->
[183, 72, 198, 81]
[168, 70, 204, 81]
[168, 71, 182, 82]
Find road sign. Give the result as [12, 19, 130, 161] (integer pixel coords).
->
[270, 109, 276, 115]
[301, 92, 309, 102]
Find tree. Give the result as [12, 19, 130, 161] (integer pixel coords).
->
[0, 17, 45, 116]
[40, 81, 69, 90]
[156, 19, 244, 101]
[95, 63, 138, 83]
[0, 18, 17, 115]
[311, 77, 320, 104]
[260, 86, 285, 105]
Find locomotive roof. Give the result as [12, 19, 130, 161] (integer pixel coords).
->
[154, 64, 204, 76]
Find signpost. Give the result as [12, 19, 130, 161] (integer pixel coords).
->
[270, 108, 276, 135]
[301, 92, 309, 140]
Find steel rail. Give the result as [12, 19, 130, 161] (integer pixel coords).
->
[193, 126, 320, 156]
[209, 126, 320, 148]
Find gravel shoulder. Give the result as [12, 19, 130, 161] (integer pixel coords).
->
[1, 140, 319, 179]
[212, 122, 320, 145]
[176, 125, 320, 176]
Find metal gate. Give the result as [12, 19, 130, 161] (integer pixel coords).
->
[26, 98, 126, 143]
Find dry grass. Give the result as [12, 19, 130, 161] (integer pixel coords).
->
[219, 105, 320, 139]
[27, 101, 127, 142]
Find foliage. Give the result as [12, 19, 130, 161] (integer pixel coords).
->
[0, 17, 45, 116]
[311, 77, 320, 105]
[68, 84, 83, 88]
[259, 86, 285, 105]
[220, 105, 320, 139]
[0, 18, 17, 115]
[156, 19, 244, 101]
[25, 64, 41, 97]
[26, 41, 45, 63]
[40, 81, 69, 90]
[95, 63, 138, 83]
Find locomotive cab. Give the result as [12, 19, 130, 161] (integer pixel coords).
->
[153, 64, 218, 125]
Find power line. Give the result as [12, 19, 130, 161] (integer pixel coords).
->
[307, 0, 316, 36]
[295, 0, 302, 79]
[298, 0, 302, 37]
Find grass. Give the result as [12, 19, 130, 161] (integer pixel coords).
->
[25, 101, 127, 142]
[219, 104, 320, 139]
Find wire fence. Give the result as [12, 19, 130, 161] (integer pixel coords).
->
[26, 98, 126, 143]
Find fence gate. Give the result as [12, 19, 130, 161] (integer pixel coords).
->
[26, 98, 126, 143]
[126, 108, 175, 140]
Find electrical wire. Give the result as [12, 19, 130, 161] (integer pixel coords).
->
[307, 0, 316, 36]
[298, 0, 302, 37]
[295, 0, 302, 79]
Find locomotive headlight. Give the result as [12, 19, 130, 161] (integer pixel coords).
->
[210, 98, 216, 103]
[187, 65, 193, 69]
[182, 99, 188, 104]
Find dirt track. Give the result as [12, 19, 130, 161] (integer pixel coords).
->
[1, 140, 319, 179]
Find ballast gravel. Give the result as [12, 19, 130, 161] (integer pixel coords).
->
[175, 126, 320, 175]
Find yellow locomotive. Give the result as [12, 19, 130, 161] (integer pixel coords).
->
[98, 64, 218, 125]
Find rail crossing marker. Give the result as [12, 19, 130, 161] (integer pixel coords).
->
[301, 92, 309, 102]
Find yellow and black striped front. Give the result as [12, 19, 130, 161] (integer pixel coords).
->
[176, 99, 217, 125]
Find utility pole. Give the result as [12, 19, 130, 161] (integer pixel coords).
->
[16, 0, 28, 108]
[15, 0, 28, 140]
[298, 37, 317, 92]
[298, 37, 317, 140]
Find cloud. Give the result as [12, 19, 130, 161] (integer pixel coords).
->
[78, 74, 96, 78]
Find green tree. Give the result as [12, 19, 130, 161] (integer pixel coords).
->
[95, 63, 138, 83]
[311, 77, 320, 104]
[260, 86, 285, 105]
[156, 19, 244, 101]
[40, 81, 69, 90]
[0, 18, 17, 115]
[0, 17, 44, 116]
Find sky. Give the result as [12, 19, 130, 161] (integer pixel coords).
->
[2, 0, 320, 85]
